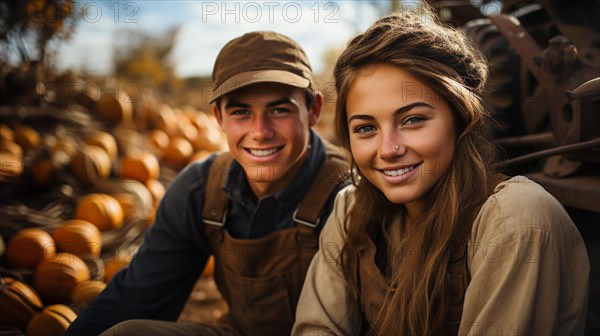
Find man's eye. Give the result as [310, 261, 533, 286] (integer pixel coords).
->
[353, 125, 376, 134]
[272, 108, 290, 114]
[230, 109, 250, 116]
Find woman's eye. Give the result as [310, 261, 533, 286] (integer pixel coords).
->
[403, 116, 426, 125]
[353, 125, 376, 134]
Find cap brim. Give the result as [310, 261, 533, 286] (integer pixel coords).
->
[210, 70, 310, 103]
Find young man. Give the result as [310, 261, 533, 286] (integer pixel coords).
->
[64, 31, 349, 336]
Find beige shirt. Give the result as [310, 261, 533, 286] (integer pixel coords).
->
[293, 176, 589, 335]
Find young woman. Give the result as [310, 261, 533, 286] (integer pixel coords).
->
[293, 7, 589, 336]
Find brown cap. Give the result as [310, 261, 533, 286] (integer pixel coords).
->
[210, 31, 313, 103]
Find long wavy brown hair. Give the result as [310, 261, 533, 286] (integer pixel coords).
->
[335, 6, 497, 335]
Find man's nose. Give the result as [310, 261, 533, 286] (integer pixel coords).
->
[251, 115, 274, 140]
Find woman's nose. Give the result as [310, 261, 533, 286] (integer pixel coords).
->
[379, 132, 406, 159]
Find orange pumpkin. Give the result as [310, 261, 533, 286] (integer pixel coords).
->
[145, 179, 165, 207]
[74, 193, 124, 231]
[51, 219, 102, 259]
[119, 152, 160, 183]
[95, 91, 133, 124]
[104, 254, 133, 283]
[155, 104, 179, 136]
[27, 304, 77, 336]
[70, 146, 112, 184]
[189, 150, 212, 164]
[84, 131, 118, 160]
[163, 137, 193, 168]
[51, 137, 78, 164]
[6, 228, 56, 269]
[0, 152, 23, 181]
[148, 129, 170, 152]
[202, 256, 215, 277]
[0, 140, 23, 159]
[0, 277, 44, 332]
[0, 124, 15, 141]
[70, 280, 107, 305]
[34, 253, 90, 303]
[13, 125, 40, 151]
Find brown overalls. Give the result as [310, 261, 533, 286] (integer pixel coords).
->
[202, 146, 349, 335]
[356, 233, 470, 335]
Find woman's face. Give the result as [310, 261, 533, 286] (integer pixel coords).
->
[346, 64, 456, 213]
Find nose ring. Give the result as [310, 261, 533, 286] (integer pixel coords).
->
[394, 145, 399, 150]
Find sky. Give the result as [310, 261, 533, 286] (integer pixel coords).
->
[54, 0, 390, 78]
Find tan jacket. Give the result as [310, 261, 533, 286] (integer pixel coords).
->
[293, 176, 590, 335]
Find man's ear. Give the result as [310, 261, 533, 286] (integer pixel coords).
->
[212, 103, 225, 130]
[309, 92, 324, 127]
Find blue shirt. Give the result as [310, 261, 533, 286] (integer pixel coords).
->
[64, 130, 344, 336]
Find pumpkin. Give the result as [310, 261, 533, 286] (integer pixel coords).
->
[0, 140, 23, 159]
[6, 228, 56, 269]
[189, 150, 212, 164]
[155, 104, 179, 136]
[84, 131, 118, 160]
[144, 179, 165, 207]
[70, 146, 111, 184]
[148, 129, 170, 152]
[27, 304, 77, 336]
[0, 277, 43, 332]
[163, 137, 193, 168]
[51, 137, 78, 164]
[113, 192, 136, 220]
[95, 91, 133, 124]
[119, 152, 160, 183]
[115, 179, 154, 220]
[0, 153, 23, 181]
[13, 125, 40, 151]
[0, 124, 15, 141]
[191, 112, 225, 152]
[202, 256, 215, 277]
[51, 219, 101, 259]
[34, 253, 90, 303]
[104, 254, 133, 283]
[70, 280, 106, 305]
[74, 193, 123, 231]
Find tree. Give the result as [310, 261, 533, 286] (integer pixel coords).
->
[0, 0, 77, 67]
[112, 26, 180, 94]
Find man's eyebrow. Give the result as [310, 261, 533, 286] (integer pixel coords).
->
[267, 98, 298, 108]
[223, 98, 298, 109]
[223, 101, 250, 109]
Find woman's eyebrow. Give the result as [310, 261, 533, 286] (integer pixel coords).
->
[348, 101, 433, 123]
[393, 102, 432, 117]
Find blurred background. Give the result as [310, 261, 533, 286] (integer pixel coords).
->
[1, 1, 598, 335]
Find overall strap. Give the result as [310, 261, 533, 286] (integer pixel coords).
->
[293, 141, 350, 230]
[202, 152, 233, 241]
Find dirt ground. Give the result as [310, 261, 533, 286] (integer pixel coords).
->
[178, 276, 228, 324]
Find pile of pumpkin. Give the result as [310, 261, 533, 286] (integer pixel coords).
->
[0, 88, 224, 335]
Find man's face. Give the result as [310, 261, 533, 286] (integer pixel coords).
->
[213, 83, 321, 198]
